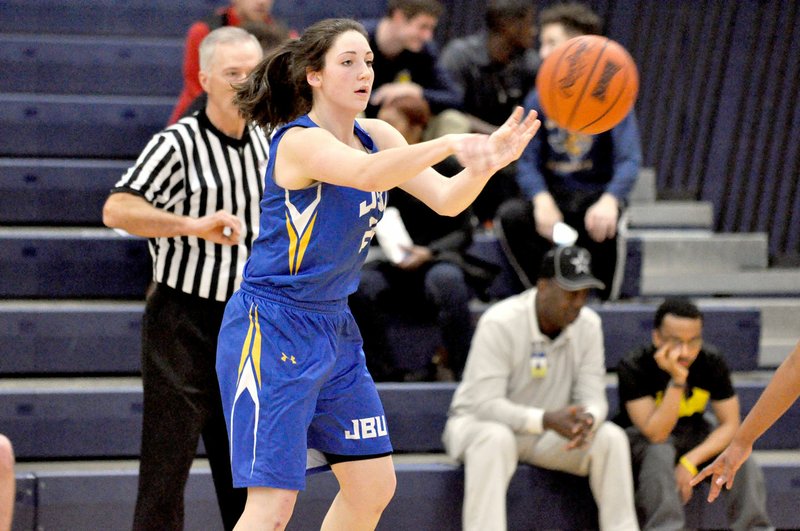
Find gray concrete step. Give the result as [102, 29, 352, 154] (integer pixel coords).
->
[627, 201, 713, 229]
[629, 166, 656, 203]
[629, 231, 769, 274]
[639, 269, 800, 297]
[695, 298, 800, 368]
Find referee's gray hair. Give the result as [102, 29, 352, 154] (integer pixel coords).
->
[199, 26, 261, 72]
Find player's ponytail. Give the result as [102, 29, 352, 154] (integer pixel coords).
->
[235, 41, 309, 134]
[235, 18, 368, 135]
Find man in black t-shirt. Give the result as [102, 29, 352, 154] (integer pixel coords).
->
[615, 298, 772, 531]
[436, 0, 539, 224]
[362, 0, 461, 119]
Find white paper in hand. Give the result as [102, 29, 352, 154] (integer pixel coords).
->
[553, 221, 578, 246]
[374, 207, 414, 264]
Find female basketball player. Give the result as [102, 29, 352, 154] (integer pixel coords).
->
[215, 17, 539, 530]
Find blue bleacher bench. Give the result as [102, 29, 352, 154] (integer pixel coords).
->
[0, 158, 130, 225]
[12, 457, 800, 530]
[0, 0, 224, 37]
[11, 474, 35, 531]
[23, 466, 220, 531]
[0, 35, 182, 96]
[0, 229, 150, 299]
[0, 300, 761, 375]
[0, 302, 142, 375]
[0, 0, 385, 37]
[2, 381, 798, 461]
[0, 94, 172, 158]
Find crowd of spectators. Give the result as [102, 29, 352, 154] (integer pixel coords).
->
[2, 1, 775, 530]
[146, 0, 642, 396]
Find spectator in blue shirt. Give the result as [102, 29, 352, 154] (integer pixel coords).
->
[495, 2, 642, 300]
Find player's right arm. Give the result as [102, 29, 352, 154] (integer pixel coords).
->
[274, 121, 457, 193]
[277, 108, 539, 217]
[102, 192, 241, 245]
[693, 340, 800, 501]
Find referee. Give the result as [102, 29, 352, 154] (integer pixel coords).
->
[102, 27, 267, 531]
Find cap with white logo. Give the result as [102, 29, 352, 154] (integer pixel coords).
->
[539, 246, 605, 291]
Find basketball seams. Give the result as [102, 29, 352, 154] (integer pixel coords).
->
[566, 37, 610, 131]
[543, 38, 583, 127]
[578, 45, 638, 133]
[579, 69, 631, 133]
[537, 34, 638, 135]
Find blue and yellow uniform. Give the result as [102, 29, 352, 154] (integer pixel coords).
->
[216, 115, 393, 490]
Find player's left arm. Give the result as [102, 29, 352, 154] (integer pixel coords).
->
[368, 109, 540, 216]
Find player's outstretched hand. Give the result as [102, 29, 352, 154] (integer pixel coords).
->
[487, 107, 540, 170]
[690, 441, 752, 502]
[453, 107, 540, 174]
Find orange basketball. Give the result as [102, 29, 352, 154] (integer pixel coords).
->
[535, 35, 639, 134]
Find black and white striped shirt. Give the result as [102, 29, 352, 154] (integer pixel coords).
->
[113, 110, 269, 302]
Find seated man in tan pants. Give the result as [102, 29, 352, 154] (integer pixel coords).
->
[443, 246, 638, 530]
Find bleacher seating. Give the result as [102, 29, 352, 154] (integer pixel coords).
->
[3, 0, 800, 529]
[0, 302, 142, 375]
[0, 298, 762, 376]
[13, 456, 800, 530]
[0, 0, 223, 37]
[5, 380, 800, 461]
[8, 380, 800, 529]
[0, 229, 149, 299]
[0, 158, 129, 225]
[0, 35, 182, 96]
[0, 94, 172, 158]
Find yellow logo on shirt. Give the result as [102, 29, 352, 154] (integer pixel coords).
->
[655, 386, 711, 417]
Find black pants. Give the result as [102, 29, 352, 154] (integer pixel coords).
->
[496, 192, 618, 300]
[349, 260, 473, 381]
[133, 283, 246, 531]
[471, 163, 520, 225]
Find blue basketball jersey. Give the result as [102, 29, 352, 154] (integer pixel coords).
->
[242, 115, 386, 302]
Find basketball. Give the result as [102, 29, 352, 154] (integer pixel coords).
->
[535, 35, 639, 135]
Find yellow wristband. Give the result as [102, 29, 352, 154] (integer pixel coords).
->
[679, 456, 698, 476]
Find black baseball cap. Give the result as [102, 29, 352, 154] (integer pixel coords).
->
[539, 246, 605, 291]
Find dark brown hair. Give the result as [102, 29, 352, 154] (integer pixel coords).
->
[486, 0, 534, 33]
[654, 298, 704, 329]
[539, 2, 603, 37]
[239, 19, 291, 54]
[383, 95, 431, 129]
[387, 0, 444, 20]
[234, 18, 368, 134]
